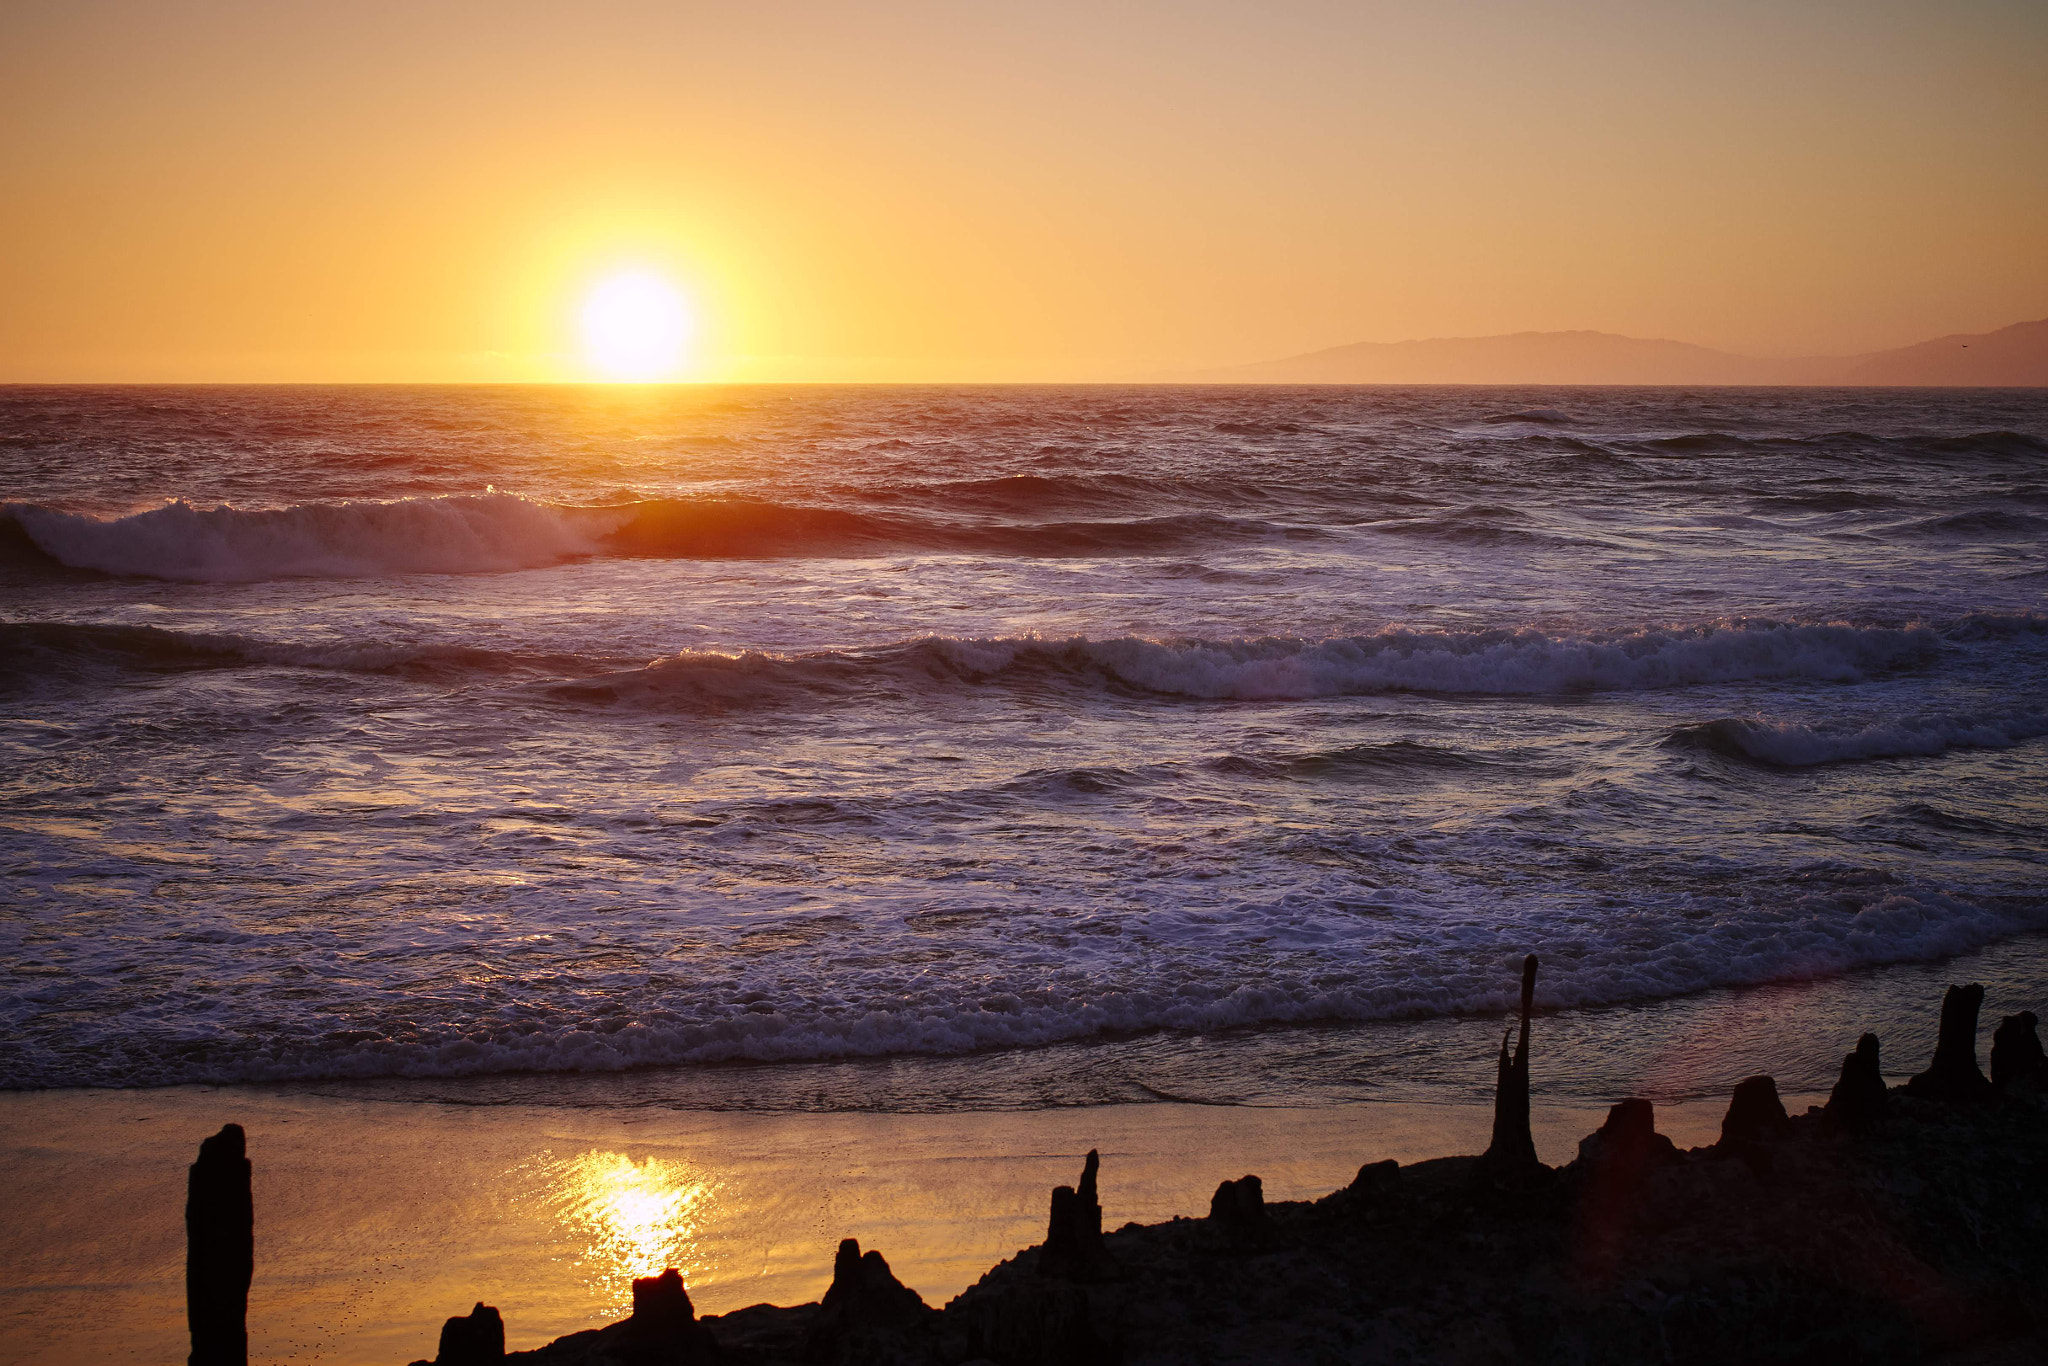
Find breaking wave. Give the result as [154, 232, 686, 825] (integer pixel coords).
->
[0, 492, 1311, 582]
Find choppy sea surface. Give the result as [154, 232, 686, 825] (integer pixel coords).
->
[2, 385, 2044, 1098]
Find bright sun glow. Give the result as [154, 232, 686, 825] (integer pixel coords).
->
[541, 1149, 715, 1309]
[580, 271, 692, 380]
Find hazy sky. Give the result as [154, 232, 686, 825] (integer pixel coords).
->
[3, 0, 2044, 381]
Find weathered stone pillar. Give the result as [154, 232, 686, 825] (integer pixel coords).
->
[1823, 1032, 1889, 1132]
[1905, 984, 1994, 1103]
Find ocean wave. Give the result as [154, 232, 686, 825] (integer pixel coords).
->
[1207, 740, 1498, 782]
[0, 493, 1309, 581]
[1887, 509, 2048, 540]
[847, 470, 1285, 516]
[5, 880, 2040, 1089]
[556, 620, 1945, 710]
[1744, 489, 1904, 514]
[1621, 429, 2045, 462]
[1668, 708, 2048, 767]
[5, 615, 1976, 700]
[1362, 505, 1579, 547]
[5, 493, 603, 580]
[0, 620, 604, 685]
[1922, 430, 2048, 458]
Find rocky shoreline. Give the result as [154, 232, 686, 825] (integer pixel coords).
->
[179, 965, 2048, 1365]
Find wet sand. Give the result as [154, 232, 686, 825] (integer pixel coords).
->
[0, 1086, 1778, 1366]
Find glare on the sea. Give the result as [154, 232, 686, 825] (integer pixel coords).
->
[544, 1150, 715, 1299]
[580, 271, 692, 381]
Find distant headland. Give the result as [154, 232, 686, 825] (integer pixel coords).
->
[1191, 318, 2048, 386]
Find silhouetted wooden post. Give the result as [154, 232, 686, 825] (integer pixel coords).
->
[1483, 955, 1540, 1173]
[186, 1123, 252, 1366]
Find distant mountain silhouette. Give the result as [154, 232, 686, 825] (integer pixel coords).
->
[1195, 319, 2048, 385]
[1842, 319, 2048, 386]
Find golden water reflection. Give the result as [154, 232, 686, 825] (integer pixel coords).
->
[534, 1149, 720, 1311]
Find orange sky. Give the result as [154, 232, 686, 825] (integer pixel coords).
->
[3, 0, 2044, 382]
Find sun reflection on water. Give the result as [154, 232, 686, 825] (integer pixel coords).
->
[531, 1149, 719, 1311]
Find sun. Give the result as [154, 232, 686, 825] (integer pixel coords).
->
[579, 270, 693, 381]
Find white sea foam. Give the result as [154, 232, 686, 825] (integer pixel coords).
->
[2, 869, 2039, 1088]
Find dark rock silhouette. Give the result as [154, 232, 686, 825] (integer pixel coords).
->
[1823, 1032, 1889, 1133]
[631, 1269, 691, 1324]
[1040, 1150, 1113, 1281]
[800, 1238, 935, 1362]
[436, 1304, 505, 1364]
[1480, 954, 1541, 1177]
[392, 980, 2048, 1366]
[1905, 984, 1994, 1103]
[186, 1123, 252, 1366]
[491, 1267, 721, 1363]
[1992, 1010, 2046, 1093]
[952, 1277, 1110, 1366]
[1571, 1099, 1680, 1288]
[1208, 1174, 1268, 1240]
[1719, 1075, 1790, 1146]
[1346, 1159, 1399, 1198]
[1575, 1098, 1679, 1172]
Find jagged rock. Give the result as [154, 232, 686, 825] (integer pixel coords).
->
[186, 1122, 252, 1366]
[1040, 1150, 1114, 1281]
[1481, 955, 1542, 1177]
[1209, 1173, 1267, 1238]
[1576, 1099, 1679, 1172]
[1719, 1075, 1790, 1146]
[1992, 1010, 2046, 1093]
[437, 1304, 506, 1364]
[1823, 1033, 1889, 1133]
[799, 1238, 935, 1362]
[822, 1239, 930, 1329]
[1906, 984, 1995, 1103]
[500, 1054, 2048, 1366]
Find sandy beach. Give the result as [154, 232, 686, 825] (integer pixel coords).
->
[6, 1082, 1801, 1365]
[22, 933, 2047, 1365]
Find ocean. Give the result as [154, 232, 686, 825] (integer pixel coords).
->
[4, 383, 2046, 1105]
